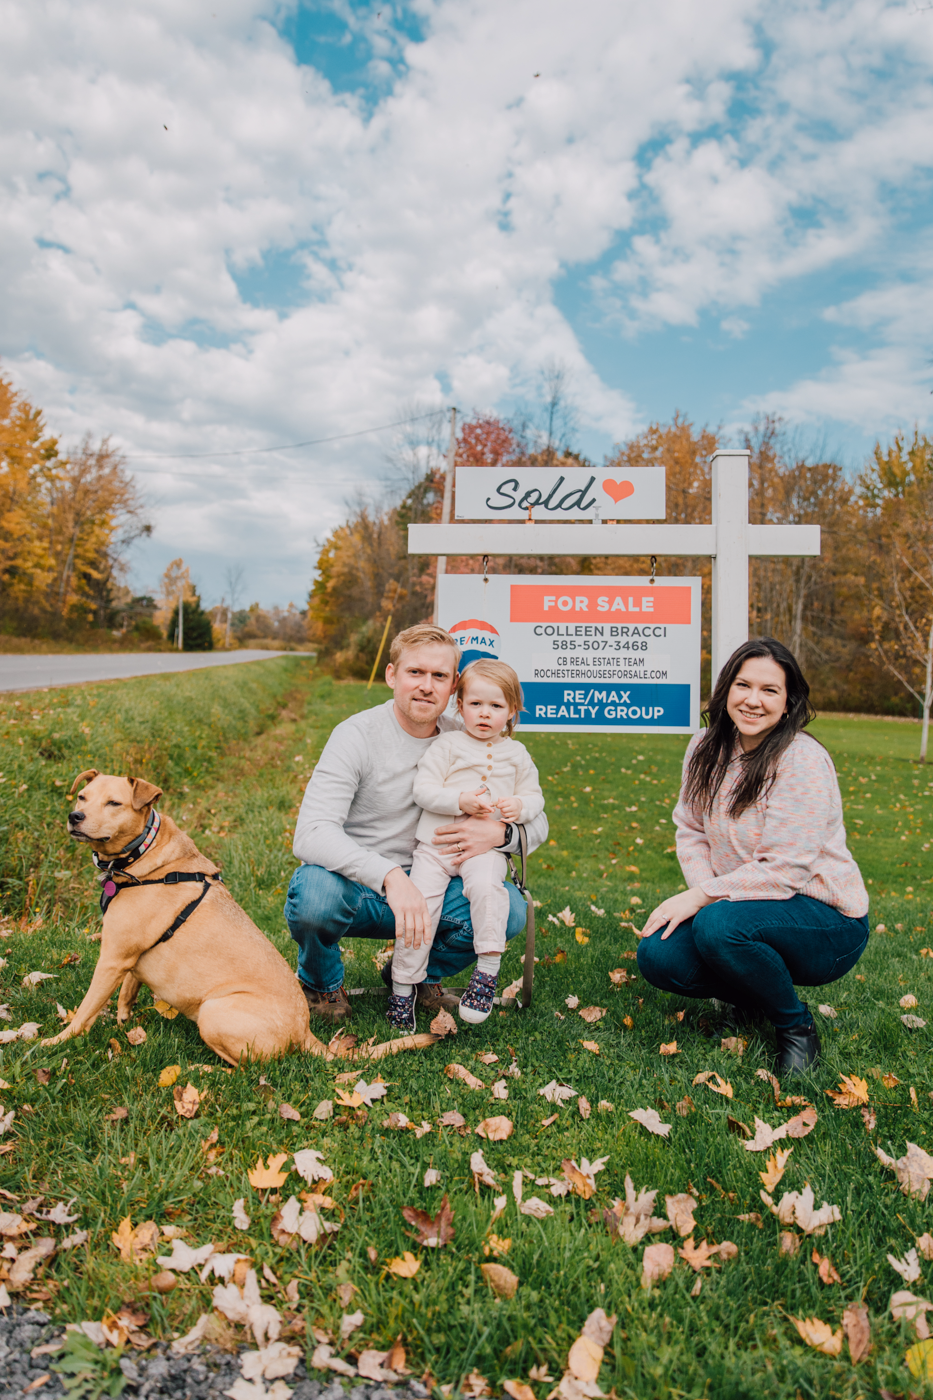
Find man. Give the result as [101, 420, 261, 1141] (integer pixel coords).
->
[285, 623, 548, 1022]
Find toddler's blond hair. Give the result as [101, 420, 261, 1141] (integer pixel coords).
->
[457, 659, 524, 736]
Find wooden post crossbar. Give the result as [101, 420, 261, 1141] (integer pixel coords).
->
[409, 449, 821, 682]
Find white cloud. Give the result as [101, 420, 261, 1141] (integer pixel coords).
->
[1, 0, 932, 600]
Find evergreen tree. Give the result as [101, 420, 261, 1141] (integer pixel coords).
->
[166, 595, 213, 651]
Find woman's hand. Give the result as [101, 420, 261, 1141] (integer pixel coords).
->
[640, 886, 715, 941]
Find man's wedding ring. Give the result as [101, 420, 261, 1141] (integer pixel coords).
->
[457, 841, 463, 852]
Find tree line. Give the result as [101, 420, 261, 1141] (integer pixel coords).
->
[308, 406, 933, 726]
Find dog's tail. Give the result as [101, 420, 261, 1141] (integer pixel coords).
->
[301, 1028, 438, 1061]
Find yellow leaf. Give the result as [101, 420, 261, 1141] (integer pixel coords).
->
[567, 1334, 602, 1383]
[825, 1074, 869, 1109]
[247, 1153, 290, 1189]
[791, 1316, 843, 1356]
[759, 1147, 793, 1193]
[692, 1070, 733, 1099]
[907, 1337, 933, 1380]
[111, 1216, 135, 1262]
[481, 1262, 519, 1298]
[502, 1383, 534, 1400]
[158, 1065, 181, 1088]
[580, 1040, 600, 1055]
[153, 1000, 179, 1019]
[387, 1251, 421, 1278]
[659, 1041, 679, 1056]
[575, 929, 590, 944]
[475, 1116, 513, 1141]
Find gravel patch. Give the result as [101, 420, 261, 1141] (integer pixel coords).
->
[0, 1307, 433, 1399]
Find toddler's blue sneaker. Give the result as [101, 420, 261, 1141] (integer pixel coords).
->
[386, 990, 417, 1032]
[458, 968, 497, 1025]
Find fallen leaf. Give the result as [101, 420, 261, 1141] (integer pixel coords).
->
[555, 906, 575, 926]
[720, 1036, 746, 1055]
[882, 1071, 901, 1088]
[578, 1096, 592, 1120]
[156, 1239, 215, 1272]
[861, 1105, 877, 1132]
[491, 1079, 509, 1101]
[565, 995, 580, 1009]
[105, 1106, 128, 1122]
[402, 1195, 455, 1248]
[126, 1027, 146, 1046]
[629, 1108, 671, 1138]
[247, 1154, 290, 1189]
[312, 1100, 333, 1120]
[540, 1113, 558, 1127]
[604, 1176, 670, 1246]
[641, 1242, 675, 1289]
[561, 1157, 609, 1201]
[278, 1104, 301, 1123]
[7, 1237, 54, 1288]
[780, 1231, 800, 1255]
[889, 1247, 923, 1284]
[339, 1310, 364, 1341]
[491, 1195, 507, 1222]
[438, 1110, 466, 1129]
[676, 1097, 696, 1117]
[446, 1063, 485, 1091]
[743, 1107, 818, 1152]
[692, 1070, 733, 1099]
[902, 1014, 927, 1029]
[292, 1149, 333, 1184]
[790, 1316, 843, 1357]
[901, 994, 919, 1009]
[737, 1212, 763, 1229]
[158, 1065, 181, 1088]
[665, 1194, 698, 1237]
[760, 1183, 841, 1235]
[232, 1200, 251, 1231]
[578, 1006, 606, 1023]
[22, 972, 54, 987]
[430, 1010, 457, 1037]
[481, 1262, 518, 1298]
[759, 1148, 793, 1193]
[153, 1000, 179, 1019]
[111, 1217, 160, 1263]
[356, 1350, 400, 1383]
[470, 1150, 497, 1189]
[575, 930, 589, 945]
[519, 1197, 554, 1219]
[476, 1117, 513, 1141]
[580, 1041, 600, 1055]
[659, 1041, 679, 1056]
[678, 1237, 721, 1272]
[539, 1081, 578, 1105]
[386, 1252, 421, 1278]
[309, 1342, 357, 1377]
[566, 1308, 616, 1382]
[918, 1233, 933, 1261]
[842, 1303, 871, 1362]
[812, 1248, 842, 1285]
[825, 1074, 869, 1109]
[817, 1004, 837, 1018]
[609, 968, 636, 986]
[173, 1083, 200, 1119]
[502, 1382, 534, 1400]
[874, 1141, 933, 1200]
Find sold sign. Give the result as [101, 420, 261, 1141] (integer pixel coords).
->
[454, 466, 665, 520]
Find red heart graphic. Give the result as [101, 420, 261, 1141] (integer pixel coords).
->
[602, 478, 635, 503]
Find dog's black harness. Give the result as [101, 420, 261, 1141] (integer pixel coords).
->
[92, 808, 223, 946]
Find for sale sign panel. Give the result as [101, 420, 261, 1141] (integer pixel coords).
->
[438, 573, 701, 734]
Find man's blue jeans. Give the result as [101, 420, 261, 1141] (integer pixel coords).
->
[636, 894, 869, 1030]
[284, 863, 528, 993]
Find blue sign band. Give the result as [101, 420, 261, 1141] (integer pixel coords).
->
[520, 682, 691, 727]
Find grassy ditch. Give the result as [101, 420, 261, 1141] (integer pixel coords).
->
[0, 673, 932, 1397]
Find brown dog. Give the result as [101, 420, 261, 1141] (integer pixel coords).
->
[45, 770, 436, 1065]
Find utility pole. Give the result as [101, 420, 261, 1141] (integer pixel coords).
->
[177, 583, 184, 651]
[433, 406, 457, 624]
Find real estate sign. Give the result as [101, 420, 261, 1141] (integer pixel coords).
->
[437, 573, 701, 734]
[454, 466, 665, 520]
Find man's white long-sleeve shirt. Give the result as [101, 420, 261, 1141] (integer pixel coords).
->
[292, 699, 548, 892]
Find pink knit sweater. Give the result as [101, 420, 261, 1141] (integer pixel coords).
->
[674, 730, 869, 918]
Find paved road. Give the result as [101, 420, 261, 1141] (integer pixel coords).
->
[0, 650, 308, 693]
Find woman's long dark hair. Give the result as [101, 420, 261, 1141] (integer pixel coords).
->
[683, 637, 817, 818]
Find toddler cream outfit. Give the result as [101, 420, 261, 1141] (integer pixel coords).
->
[391, 730, 545, 985]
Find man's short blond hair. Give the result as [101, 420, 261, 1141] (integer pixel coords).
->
[457, 658, 524, 736]
[389, 623, 460, 670]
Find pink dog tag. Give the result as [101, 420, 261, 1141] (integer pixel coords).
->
[103, 880, 117, 900]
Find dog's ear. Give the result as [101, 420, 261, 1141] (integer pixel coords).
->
[69, 769, 100, 796]
[129, 778, 163, 811]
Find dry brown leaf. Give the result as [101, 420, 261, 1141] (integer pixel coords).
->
[173, 1084, 200, 1119]
[790, 1315, 843, 1356]
[580, 1041, 600, 1055]
[278, 1104, 301, 1122]
[692, 1070, 733, 1099]
[481, 1262, 519, 1298]
[126, 1027, 146, 1046]
[578, 1096, 592, 1120]
[154, 1000, 179, 1019]
[502, 1381, 534, 1400]
[158, 1065, 181, 1088]
[665, 1194, 698, 1237]
[401, 1195, 455, 1248]
[780, 1231, 800, 1255]
[676, 1097, 695, 1117]
[105, 1106, 128, 1122]
[918, 1233, 933, 1261]
[720, 1036, 746, 1055]
[841, 1303, 871, 1363]
[438, 1110, 466, 1129]
[519, 1197, 554, 1219]
[386, 1251, 421, 1278]
[825, 1074, 869, 1109]
[470, 1150, 498, 1189]
[882, 1071, 901, 1088]
[430, 1010, 457, 1038]
[111, 1217, 160, 1263]
[760, 1184, 841, 1235]
[737, 1212, 763, 1229]
[759, 1148, 793, 1193]
[578, 1007, 607, 1024]
[476, 1117, 513, 1141]
[312, 1100, 333, 1120]
[812, 1248, 841, 1285]
[540, 1114, 558, 1127]
[446, 1063, 485, 1091]
[874, 1141, 933, 1200]
[247, 1153, 290, 1189]
[566, 1308, 616, 1382]
[678, 1237, 721, 1272]
[743, 1106, 818, 1152]
[659, 1041, 679, 1056]
[561, 1156, 608, 1200]
[641, 1242, 675, 1289]
[629, 1108, 671, 1137]
[7, 1237, 55, 1289]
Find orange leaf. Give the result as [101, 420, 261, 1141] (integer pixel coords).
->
[659, 1041, 679, 1056]
[247, 1153, 290, 1189]
[692, 1070, 733, 1099]
[475, 1116, 513, 1141]
[172, 1083, 200, 1119]
[386, 1251, 421, 1277]
[446, 1063, 485, 1091]
[825, 1074, 869, 1109]
[811, 1247, 841, 1285]
[791, 1316, 843, 1356]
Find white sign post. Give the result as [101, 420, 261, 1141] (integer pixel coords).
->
[411, 450, 820, 689]
[439, 573, 701, 734]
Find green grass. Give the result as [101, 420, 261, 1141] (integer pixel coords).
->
[2, 670, 933, 1398]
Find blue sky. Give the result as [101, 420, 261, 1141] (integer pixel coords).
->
[2, 0, 933, 606]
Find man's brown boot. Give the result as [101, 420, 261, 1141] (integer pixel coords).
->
[301, 983, 352, 1022]
[380, 959, 460, 1011]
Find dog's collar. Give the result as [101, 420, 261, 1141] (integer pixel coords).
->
[93, 808, 161, 874]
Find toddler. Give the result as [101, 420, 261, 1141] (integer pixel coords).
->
[387, 659, 544, 1029]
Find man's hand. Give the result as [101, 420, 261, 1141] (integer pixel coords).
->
[459, 785, 495, 817]
[383, 867, 431, 949]
[495, 796, 522, 820]
[639, 886, 715, 941]
[432, 815, 507, 866]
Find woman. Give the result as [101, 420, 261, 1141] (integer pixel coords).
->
[637, 638, 868, 1073]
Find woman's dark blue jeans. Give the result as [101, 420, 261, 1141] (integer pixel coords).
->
[636, 895, 869, 1030]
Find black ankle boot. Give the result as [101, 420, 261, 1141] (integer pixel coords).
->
[775, 1015, 821, 1073]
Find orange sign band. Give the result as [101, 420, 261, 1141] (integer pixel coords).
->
[509, 583, 692, 625]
